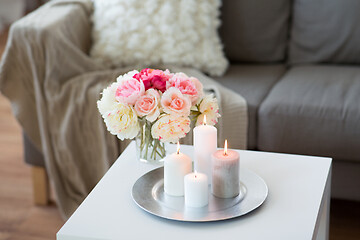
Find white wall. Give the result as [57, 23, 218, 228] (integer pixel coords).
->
[0, 0, 25, 32]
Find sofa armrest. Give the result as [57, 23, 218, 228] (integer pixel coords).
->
[0, 0, 99, 151]
[13, 0, 94, 55]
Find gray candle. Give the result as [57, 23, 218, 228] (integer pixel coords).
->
[211, 140, 240, 198]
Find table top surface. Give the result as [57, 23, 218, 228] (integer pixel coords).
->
[57, 142, 332, 240]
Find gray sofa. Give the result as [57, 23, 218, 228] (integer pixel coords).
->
[22, 0, 360, 202]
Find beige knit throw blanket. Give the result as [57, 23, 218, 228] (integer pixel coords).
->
[0, 0, 247, 220]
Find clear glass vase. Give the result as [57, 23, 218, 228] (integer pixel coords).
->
[135, 119, 166, 164]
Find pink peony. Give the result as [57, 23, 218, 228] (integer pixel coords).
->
[102, 102, 140, 140]
[115, 78, 145, 105]
[161, 87, 191, 117]
[133, 68, 171, 92]
[196, 94, 221, 126]
[167, 73, 200, 103]
[133, 68, 152, 90]
[151, 114, 191, 143]
[134, 89, 160, 122]
[189, 77, 203, 103]
[150, 70, 167, 92]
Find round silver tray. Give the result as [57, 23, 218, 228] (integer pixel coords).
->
[132, 167, 268, 222]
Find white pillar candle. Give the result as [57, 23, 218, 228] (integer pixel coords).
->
[212, 140, 240, 198]
[184, 172, 208, 207]
[193, 115, 217, 185]
[164, 143, 192, 196]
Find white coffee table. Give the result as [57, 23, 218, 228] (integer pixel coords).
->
[57, 142, 331, 240]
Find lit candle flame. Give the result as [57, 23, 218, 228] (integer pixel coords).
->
[203, 115, 207, 125]
[224, 139, 228, 156]
[177, 141, 180, 154]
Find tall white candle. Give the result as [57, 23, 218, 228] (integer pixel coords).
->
[193, 115, 217, 184]
[164, 142, 192, 196]
[212, 140, 240, 198]
[184, 172, 208, 207]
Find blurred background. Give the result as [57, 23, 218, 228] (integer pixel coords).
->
[0, 1, 359, 239]
[0, 0, 46, 32]
[0, 1, 63, 240]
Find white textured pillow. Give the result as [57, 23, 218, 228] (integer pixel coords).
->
[90, 0, 228, 76]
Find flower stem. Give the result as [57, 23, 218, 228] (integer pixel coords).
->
[151, 140, 157, 160]
[137, 119, 166, 162]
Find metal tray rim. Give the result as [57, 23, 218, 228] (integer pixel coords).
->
[132, 167, 268, 222]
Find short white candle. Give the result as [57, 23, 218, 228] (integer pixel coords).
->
[184, 171, 208, 208]
[212, 140, 240, 198]
[193, 115, 217, 185]
[164, 142, 192, 196]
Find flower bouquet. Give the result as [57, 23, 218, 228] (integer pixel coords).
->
[97, 68, 220, 163]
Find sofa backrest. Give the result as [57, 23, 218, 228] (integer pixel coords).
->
[219, 0, 290, 63]
[289, 0, 360, 65]
[219, 0, 360, 66]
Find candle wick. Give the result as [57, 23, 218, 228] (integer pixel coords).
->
[176, 141, 180, 154]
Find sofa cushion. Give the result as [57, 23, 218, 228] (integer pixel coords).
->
[258, 65, 360, 162]
[90, 0, 228, 76]
[213, 64, 286, 149]
[289, 0, 360, 64]
[219, 0, 290, 63]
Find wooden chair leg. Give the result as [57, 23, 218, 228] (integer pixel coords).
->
[31, 166, 49, 205]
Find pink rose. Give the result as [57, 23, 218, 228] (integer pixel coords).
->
[115, 78, 145, 105]
[133, 68, 171, 92]
[167, 73, 200, 103]
[161, 87, 191, 117]
[134, 89, 160, 122]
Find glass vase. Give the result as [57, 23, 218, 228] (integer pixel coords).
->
[135, 119, 166, 164]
